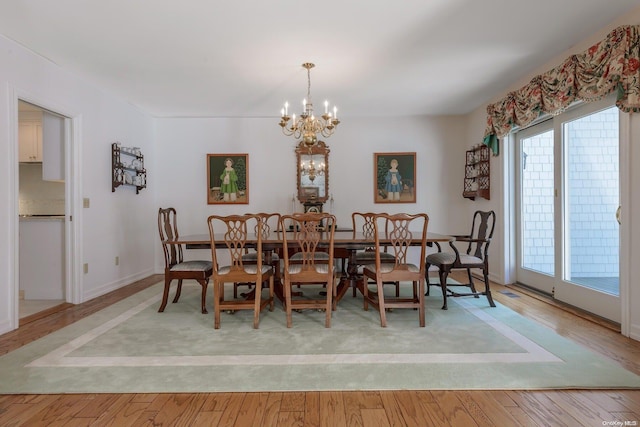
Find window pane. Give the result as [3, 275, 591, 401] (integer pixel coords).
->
[521, 130, 555, 276]
[564, 106, 619, 295]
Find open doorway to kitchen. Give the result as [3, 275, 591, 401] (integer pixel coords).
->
[17, 100, 70, 323]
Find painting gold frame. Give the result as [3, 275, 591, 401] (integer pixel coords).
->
[374, 152, 416, 203]
[207, 153, 249, 204]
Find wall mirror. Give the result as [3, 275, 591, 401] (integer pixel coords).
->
[296, 141, 330, 204]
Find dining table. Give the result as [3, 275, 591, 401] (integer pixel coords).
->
[167, 229, 453, 303]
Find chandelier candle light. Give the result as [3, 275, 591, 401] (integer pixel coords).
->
[279, 63, 340, 147]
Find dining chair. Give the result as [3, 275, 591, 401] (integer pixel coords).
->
[361, 213, 429, 327]
[279, 212, 337, 328]
[234, 212, 282, 298]
[208, 214, 275, 329]
[425, 210, 496, 310]
[157, 207, 213, 314]
[349, 212, 399, 297]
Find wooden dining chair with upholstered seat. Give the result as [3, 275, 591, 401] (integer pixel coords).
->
[158, 207, 213, 314]
[349, 212, 399, 297]
[208, 214, 275, 329]
[279, 212, 337, 328]
[425, 210, 496, 310]
[234, 212, 282, 298]
[361, 213, 429, 327]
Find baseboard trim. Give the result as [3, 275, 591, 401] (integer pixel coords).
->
[83, 269, 155, 302]
[509, 282, 621, 333]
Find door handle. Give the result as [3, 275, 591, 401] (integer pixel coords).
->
[616, 205, 621, 225]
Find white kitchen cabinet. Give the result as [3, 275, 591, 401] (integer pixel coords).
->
[19, 112, 43, 163]
[42, 111, 65, 181]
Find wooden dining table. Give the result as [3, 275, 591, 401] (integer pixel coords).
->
[168, 229, 453, 303]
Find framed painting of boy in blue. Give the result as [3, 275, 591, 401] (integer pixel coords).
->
[207, 153, 249, 204]
[374, 152, 416, 203]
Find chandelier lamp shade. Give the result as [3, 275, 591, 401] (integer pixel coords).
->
[279, 62, 340, 147]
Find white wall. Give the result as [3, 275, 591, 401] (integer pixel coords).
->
[154, 115, 470, 268]
[464, 8, 640, 339]
[19, 163, 65, 215]
[0, 34, 156, 334]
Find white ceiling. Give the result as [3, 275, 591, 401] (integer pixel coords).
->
[1, 1, 638, 118]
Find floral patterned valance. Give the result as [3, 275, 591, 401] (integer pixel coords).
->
[483, 25, 640, 155]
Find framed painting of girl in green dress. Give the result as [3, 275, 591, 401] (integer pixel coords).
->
[207, 153, 249, 204]
[374, 152, 416, 203]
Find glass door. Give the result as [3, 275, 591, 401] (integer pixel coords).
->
[515, 100, 621, 322]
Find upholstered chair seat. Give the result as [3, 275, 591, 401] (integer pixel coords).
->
[170, 260, 213, 272]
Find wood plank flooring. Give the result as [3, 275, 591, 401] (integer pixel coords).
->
[1, 273, 639, 426]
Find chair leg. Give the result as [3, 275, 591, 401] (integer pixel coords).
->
[172, 279, 183, 303]
[425, 263, 431, 296]
[332, 274, 338, 311]
[483, 269, 496, 307]
[269, 276, 275, 311]
[439, 268, 449, 310]
[199, 279, 209, 314]
[418, 279, 425, 327]
[253, 279, 261, 329]
[467, 269, 479, 297]
[376, 278, 387, 327]
[325, 277, 333, 328]
[214, 281, 223, 329]
[158, 277, 172, 312]
[362, 276, 369, 311]
[273, 261, 282, 288]
[285, 279, 293, 328]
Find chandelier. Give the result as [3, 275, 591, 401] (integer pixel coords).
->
[279, 63, 340, 147]
[300, 156, 325, 182]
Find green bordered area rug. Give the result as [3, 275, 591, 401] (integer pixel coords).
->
[1, 281, 639, 393]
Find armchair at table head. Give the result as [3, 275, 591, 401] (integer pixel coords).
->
[279, 212, 337, 328]
[361, 213, 429, 327]
[425, 210, 496, 310]
[207, 214, 275, 329]
[157, 207, 213, 314]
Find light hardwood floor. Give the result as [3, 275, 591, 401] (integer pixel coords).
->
[1, 273, 639, 427]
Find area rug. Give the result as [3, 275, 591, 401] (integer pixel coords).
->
[1, 281, 639, 393]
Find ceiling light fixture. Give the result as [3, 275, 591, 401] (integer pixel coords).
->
[279, 63, 340, 148]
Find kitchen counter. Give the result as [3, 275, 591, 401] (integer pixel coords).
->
[19, 215, 65, 221]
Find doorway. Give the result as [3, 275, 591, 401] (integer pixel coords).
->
[515, 98, 621, 322]
[17, 100, 69, 322]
